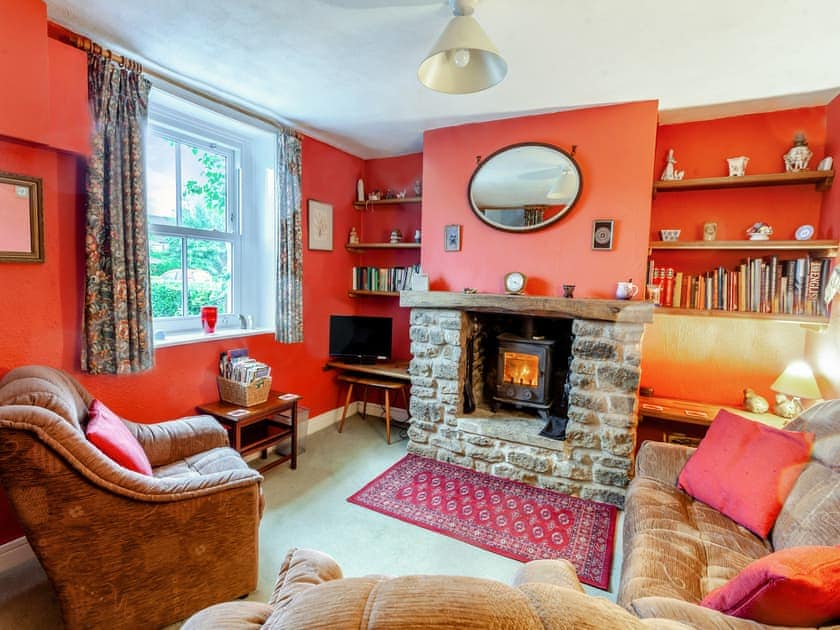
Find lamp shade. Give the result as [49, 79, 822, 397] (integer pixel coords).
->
[418, 15, 507, 94]
[770, 361, 822, 400]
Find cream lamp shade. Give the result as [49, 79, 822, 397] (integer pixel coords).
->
[770, 360, 822, 400]
[418, 0, 507, 94]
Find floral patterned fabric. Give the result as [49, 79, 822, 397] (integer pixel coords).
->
[81, 56, 154, 374]
[275, 130, 303, 343]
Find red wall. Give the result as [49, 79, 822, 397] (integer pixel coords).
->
[420, 102, 659, 298]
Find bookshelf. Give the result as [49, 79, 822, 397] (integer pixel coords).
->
[653, 170, 834, 194]
[348, 290, 401, 297]
[353, 196, 421, 209]
[346, 242, 421, 253]
[649, 239, 838, 256]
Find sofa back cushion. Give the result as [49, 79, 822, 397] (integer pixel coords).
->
[772, 461, 840, 550]
[785, 399, 839, 471]
[0, 366, 91, 431]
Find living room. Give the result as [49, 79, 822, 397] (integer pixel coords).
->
[1, 0, 839, 627]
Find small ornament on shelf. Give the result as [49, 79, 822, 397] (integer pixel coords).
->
[783, 132, 813, 172]
[660, 148, 685, 181]
[396, 190, 406, 199]
[389, 229, 403, 243]
[817, 156, 833, 171]
[348, 227, 359, 245]
[413, 229, 421, 243]
[746, 221, 773, 240]
[743, 388, 769, 414]
[356, 178, 365, 202]
[413, 179, 422, 196]
[727, 155, 749, 177]
[368, 190, 381, 201]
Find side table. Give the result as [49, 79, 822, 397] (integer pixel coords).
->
[197, 391, 301, 473]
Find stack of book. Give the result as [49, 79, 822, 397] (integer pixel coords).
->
[219, 348, 271, 384]
[351, 264, 421, 292]
[647, 255, 832, 317]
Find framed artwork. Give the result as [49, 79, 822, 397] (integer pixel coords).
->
[591, 219, 614, 250]
[0, 171, 44, 262]
[444, 224, 461, 252]
[308, 200, 333, 251]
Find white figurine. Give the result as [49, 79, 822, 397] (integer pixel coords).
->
[660, 149, 685, 181]
[348, 227, 359, 244]
[743, 388, 769, 414]
[784, 133, 813, 172]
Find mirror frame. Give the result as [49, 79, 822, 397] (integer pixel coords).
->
[467, 142, 583, 233]
[0, 171, 44, 263]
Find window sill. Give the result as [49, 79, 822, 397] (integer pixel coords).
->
[154, 327, 273, 349]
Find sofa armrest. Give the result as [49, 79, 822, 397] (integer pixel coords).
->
[124, 415, 229, 467]
[268, 547, 344, 611]
[635, 441, 696, 486]
[512, 558, 584, 592]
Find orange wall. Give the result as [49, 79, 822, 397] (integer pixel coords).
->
[642, 107, 832, 405]
[353, 153, 423, 360]
[420, 102, 659, 298]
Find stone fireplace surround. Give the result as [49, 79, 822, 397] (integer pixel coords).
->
[399, 291, 654, 508]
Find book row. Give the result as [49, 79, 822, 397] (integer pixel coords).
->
[351, 264, 421, 292]
[647, 256, 832, 317]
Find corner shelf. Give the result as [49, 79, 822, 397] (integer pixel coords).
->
[353, 196, 421, 209]
[649, 239, 839, 257]
[653, 307, 829, 327]
[345, 242, 421, 253]
[348, 290, 400, 298]
[653, 169, 834, 194]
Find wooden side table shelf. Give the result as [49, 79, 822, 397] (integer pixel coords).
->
[197, 391, 301, 473]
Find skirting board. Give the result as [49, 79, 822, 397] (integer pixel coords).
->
[0, 536, 34, 574]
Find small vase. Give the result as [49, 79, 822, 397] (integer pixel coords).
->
[200, 306, 218, 333]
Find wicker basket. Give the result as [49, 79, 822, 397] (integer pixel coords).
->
[217, 376, 272, 407]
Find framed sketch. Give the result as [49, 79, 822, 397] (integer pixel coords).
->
[0, 171, 44, 262]
[444, 224, 461, 252]
[308, 200, 333, 251]
[591, 219, 614, 251]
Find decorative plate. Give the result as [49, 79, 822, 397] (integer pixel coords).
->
[795, 224, 814, 241]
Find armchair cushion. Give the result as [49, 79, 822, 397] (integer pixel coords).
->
[677, 410, 813, 537]
[85, 399, 152, 475]
[124, 414, 229, 467]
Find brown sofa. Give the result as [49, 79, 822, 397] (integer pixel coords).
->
[0, 365, 263, 629]
[619, 399, 840, 628]
[183, 547, 689, 629]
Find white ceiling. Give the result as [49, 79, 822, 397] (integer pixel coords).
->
[44, 0, 840, 159]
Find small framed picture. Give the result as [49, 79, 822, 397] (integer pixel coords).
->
[308, 200, 333, 251]
[444, 224, 461, 252]
[591, 219, 614, 250]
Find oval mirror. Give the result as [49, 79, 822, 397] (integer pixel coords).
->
[468, 143, 582, 232]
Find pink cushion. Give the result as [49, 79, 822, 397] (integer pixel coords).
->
[677, 409, 813, 537]
[700, 546, 840, 626]
[85, 399, 153, 475]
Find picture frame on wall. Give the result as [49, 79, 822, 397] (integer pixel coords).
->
[591, 219, 614, 250]
[308, 200, 333, 251]
[0, 171, 44, 263]
[444, 224, 461, 252]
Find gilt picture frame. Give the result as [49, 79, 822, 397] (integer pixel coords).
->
[0, 171, 44, 263]
[591, 219, 614, 251]
[308, 199, 333, 251]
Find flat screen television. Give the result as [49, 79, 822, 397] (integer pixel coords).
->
[329, 315, 392, 363]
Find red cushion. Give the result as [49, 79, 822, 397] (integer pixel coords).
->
[677, 409, 813, 537]
[85, 399, 153, 476]
[700, 546, 840, 626]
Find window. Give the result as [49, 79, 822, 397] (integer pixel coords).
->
[146, 87, 276, 340]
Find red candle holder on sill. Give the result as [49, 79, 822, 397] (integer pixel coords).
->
[200, 306, 218, 333]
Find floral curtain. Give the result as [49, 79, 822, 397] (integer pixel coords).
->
[275, 129, 303, 343]
[81, 56, 154, 374]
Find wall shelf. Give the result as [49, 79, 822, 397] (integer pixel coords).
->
[348, 290, 400, 298]
[653, 169, 834, 194]
[653, 307, 829, 326]
[345, 242, 421, 253]
[649, 239, 839, 257]
[353, 196, 421, 209]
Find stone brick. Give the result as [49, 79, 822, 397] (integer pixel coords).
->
[569, 372, 595, 389]
[601, 413, 634, 429]
[436, 451, 474, 468]
[569, 389, 607, 413]
[592, 463, 630, 488]
[567, 406, 599, 425]
[406, 442, 438, 459]
[410, 310, 433, 326]
[441, 345, 462, 361]
[429, 328, 445, 345]
[564, 429, 601, 449]
[443, 414, 459, 427]
[411, 377, 435, 388]
[407, 425, 430, 443]
[432, 361, 459, 380]
[607, 393, 637, 414]
[409, 399, 440, 422]
[553, 459, 592, 481]
[443, 330, 462, 346]
[623, 348, 642, 367]
[465, 444, 505, 462]
[491, 463, 538, 485]
[438, 315, 464, 330]
[598, 454, 632, 470]
[409, 360, 433, 376]
[571, 359, 598, 375]
[474, 461, 490, 474]
[571, 450, 595, 465]
[410, 386, 435, 399]
[438, 380, 459, 394]
[506, 450, 551, 473]
[600, 428, 634, 456]
[430, 437, 464, 454]
[538, 477, 582, 497]
[606, 323, 644, 343]
[572, 320, 610, 338]
[410, 326, 430, 343]
[572, 337, 618, 360]
[410, 420, 439, 432]
[464, 435, 495, 447]
[580, 486, 625, 508]
[439, 394, 460, 407]
[598, 365, 641, 392]
[438, 427, 461, 440]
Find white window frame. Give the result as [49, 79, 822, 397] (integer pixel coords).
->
[147, 86, 276, 343]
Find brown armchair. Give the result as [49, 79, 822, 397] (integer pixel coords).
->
[0, 365, 263, 629]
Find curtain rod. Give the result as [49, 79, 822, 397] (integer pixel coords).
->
[48, 22, 143, 73]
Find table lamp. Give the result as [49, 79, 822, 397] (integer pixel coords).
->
[769, 360, 822, 419]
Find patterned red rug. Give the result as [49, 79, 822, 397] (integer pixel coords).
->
[348, 454, 618, 589]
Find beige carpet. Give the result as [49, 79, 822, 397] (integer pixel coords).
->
[0, 414, 623, 628]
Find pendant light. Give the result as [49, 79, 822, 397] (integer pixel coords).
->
[418, 0, 507, 94]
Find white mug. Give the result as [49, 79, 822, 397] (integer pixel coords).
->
[616, 281, 639, 300]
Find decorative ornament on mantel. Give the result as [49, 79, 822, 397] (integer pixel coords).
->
[783, 132, 813, 172]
